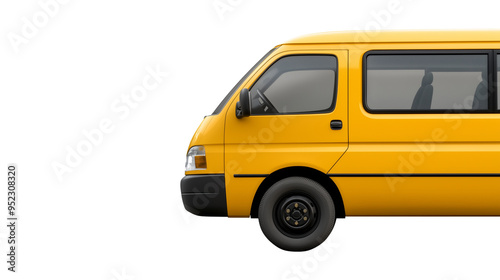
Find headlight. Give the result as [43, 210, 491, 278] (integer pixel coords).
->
[185, 146, 207, 171]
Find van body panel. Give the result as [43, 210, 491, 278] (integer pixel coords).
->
[333, 176, 500, 215]
[185, 114, 226, 175]
[224, 47, 349, 217]
[330, 143, 500, 215]
[328, 43, 500, 215]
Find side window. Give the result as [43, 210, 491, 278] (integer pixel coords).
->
[498, 54, 500, 110]
[365, 53, 489, 112]
[250, 55, 337, 115]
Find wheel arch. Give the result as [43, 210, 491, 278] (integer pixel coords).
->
[250, 166, 345, 218]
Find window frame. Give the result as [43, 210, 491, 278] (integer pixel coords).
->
[362, 49, 496, 114]
[494, 50, 500, 111]
[249, 54, 339, 116]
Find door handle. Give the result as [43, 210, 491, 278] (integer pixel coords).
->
[330, 120, 343, 130]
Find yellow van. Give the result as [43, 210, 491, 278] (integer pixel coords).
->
[181, 30, 500, 251]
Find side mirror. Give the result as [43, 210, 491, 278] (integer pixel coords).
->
[236, 88, 251, 119]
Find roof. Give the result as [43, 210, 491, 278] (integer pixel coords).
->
[284, 30, 500, 45]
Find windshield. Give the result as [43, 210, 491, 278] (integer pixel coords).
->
[212, 48, 278, 115]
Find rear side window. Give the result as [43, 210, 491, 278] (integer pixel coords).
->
[250, 55, 337, 115]
[365, 53, 489, 112]
[497, 54, 500, 110]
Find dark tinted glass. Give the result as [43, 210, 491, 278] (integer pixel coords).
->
[366, 54, 489, 112]
[250, 55, 337, 115]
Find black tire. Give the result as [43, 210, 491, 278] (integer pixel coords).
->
[258, 177, 336, 251]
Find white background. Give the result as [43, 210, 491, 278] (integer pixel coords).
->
[1, 0, 500, 279]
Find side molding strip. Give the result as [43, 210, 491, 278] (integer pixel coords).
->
[234, 174, 269, 178]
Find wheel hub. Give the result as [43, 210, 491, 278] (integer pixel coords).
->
[280, 196, 317, 230]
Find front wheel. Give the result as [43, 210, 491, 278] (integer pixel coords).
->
[258, 177, 336, 251]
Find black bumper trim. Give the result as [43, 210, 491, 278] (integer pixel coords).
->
[180, 174, 227, 216]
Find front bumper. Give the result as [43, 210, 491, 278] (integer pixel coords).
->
[180, 174, 227, 216]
